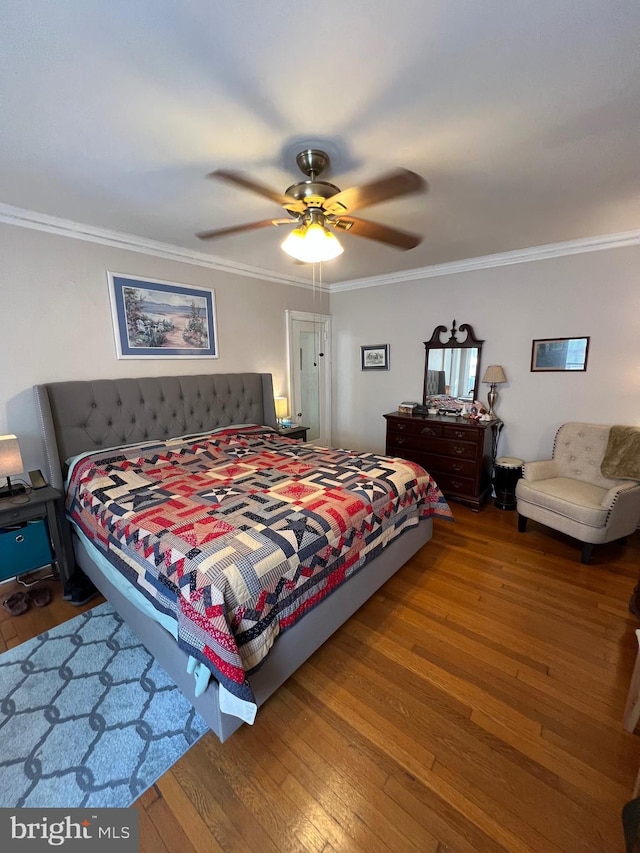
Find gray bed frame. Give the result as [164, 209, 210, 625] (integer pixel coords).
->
[34, 372, 433, 742]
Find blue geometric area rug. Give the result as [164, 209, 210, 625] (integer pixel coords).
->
[0, 603, 208, 808]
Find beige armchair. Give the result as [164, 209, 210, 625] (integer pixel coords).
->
[515, 422, 640, 564]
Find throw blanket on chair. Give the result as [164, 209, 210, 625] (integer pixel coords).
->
[601, 425, 640, 480]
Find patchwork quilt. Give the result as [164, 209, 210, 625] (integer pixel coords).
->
[66, 426, 452, 706]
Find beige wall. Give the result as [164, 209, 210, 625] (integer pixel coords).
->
[1, 223, 328, 473]
[3, 220, 638, 475]
[329, 244, 640, 463]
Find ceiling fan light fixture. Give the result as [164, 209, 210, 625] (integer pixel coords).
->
[281, 221, 343, 263]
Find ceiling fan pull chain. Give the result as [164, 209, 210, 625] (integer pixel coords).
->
[312, 262, 319, 366]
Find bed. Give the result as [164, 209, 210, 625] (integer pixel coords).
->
[34, 372, 450, 742]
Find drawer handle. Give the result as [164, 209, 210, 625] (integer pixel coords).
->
[15, 534, 24, 543]
[420, 427, 436, 436]
[453, 430, 465, 438]
[452, 463, 463, 472]
[451, 480, 463, 490]
[396, 437, 405, 445]
[396, 423, 406, 431]
[453, 445, 465, 455]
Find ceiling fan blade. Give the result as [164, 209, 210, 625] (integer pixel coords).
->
[333, 216, 423, 250]
[196, 219, 289, 240]
[208, 170, 306, 214]
[322, 168, 426, 216]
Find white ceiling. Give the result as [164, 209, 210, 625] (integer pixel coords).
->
[2, 0, 639, 285]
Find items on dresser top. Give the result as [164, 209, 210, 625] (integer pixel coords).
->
[421, 395, 489, 416]
[384, 411, 502, 511]
[398, 402, 419, 414]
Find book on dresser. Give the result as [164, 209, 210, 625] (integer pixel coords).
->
[397, 401, 419, 414]
[383, 411, 502, 511]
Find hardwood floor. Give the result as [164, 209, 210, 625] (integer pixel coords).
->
[0, 569, 103, 652]
[3, 504, 639, 851]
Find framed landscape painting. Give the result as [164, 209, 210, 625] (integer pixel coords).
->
[108, 273, 218, 359]
[530, 336, 589, 372]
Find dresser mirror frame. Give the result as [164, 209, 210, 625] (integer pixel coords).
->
[423, 320, 484, 404]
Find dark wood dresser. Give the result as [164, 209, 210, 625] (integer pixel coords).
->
[384, 412, 502, 511]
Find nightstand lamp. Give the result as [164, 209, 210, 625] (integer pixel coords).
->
[482, 365, 507, 417]
[274, 396, 289, 426]
[0, 434, 26, 497]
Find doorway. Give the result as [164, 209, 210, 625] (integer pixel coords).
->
[286, 310, 331, 445]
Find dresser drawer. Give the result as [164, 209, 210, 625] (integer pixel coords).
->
[433, 472, 476, 497]
[417, 453, 477, 479]
[386, 417, 443, 439]
[442, 423, 483, 443]
[385, 445, 476, 478]
[388, 433, 479, 461]
[387, 417, 484, 442]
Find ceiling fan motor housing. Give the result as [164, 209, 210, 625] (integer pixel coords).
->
[295, 149, 330, 179]
[284, 180, 341, 204]
[283, 149, 341, 214]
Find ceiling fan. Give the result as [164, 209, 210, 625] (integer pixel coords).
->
[195, 149, 427, 263]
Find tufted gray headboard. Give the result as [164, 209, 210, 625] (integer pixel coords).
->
[34, 373, 277, 492]
[425, 369, 446, 397]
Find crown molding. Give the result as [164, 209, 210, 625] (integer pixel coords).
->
[2, 203, 638, 294]
[329, 228, 640, 292]
[0, 203, 318, 290]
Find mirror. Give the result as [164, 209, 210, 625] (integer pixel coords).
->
[423, 320, 484, 404]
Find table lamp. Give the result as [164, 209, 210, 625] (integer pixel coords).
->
[274, 396, 289, 426]
[0, 434, 26, 497]
[482, 365, 507, 417]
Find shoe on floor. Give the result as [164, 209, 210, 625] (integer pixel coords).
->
[3, 591, 29, 616]
[63, 574, 98, 606]
[26, 585, 51, 607]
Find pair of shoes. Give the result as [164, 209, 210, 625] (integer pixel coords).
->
[28, 585, 52, 607]
[3, 592, 29, 615]
[63, 573, 98, 606]
[2, 585, 52, 615]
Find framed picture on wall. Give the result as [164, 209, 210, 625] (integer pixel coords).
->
[361, 344, 390, 371]
[530, 336, 589, 372]
[108, 273, 218, 359]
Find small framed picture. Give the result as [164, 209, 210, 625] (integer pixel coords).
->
[361, 344, 390, 371]
[531, 337, 590, 372]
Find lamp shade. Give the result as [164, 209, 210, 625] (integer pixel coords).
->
[482, 365, 507, 384]
[274, 397, 288, 420]
[281, 222, 343, 263]
[0, 434, 23, 476]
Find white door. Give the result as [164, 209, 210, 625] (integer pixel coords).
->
[286, 311, 331, 445]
